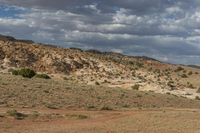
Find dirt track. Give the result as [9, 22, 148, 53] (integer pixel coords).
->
[1, 108, 200, 133]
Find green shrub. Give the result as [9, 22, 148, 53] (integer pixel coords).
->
[175, 66, 184, 72]
[135, 62, 144, 68]
[35, 74, 51, 79]
[188, 71, 193, 76]
[195, 96, 200, 100]
[7, 109, 27, 120]
[12, 68, 36, 78]
[45, 104, 59, 109]
[76, 115, 88, 119]
[19, 68, 36, 78]
[95, 81, 100, 85]
[188, 83, 194, 89]
[66, 114, 88, 119]
[12, 70, 19, 75]
[100, 106, 113, 111]
[132, 84, 140, 90]
[181, 74, 188, 78]
[167, 81, 175, 88]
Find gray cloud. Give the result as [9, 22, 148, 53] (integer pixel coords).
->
[0, 0, 200, 65]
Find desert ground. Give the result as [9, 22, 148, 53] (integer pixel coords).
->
[0, 73, 200, 133]
[1, 108, 200, 133]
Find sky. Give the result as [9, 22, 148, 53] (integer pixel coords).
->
[0, 0, 200, 65]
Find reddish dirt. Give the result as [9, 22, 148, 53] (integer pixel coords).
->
[1, 108, 200, 133]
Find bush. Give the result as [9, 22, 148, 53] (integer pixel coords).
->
[181, 74, 188, 78]
[132, 84, 140, 90]
[135, 62, 144, 68]
[19, 68, 36, 78]
[197, 88, 200, 93]
[167, 81, 175, 88]
[35, 74, 51, 79]
[12, 70, 19, 75]
[100, 106, 113, 111]
[12, 68, 36, 78]
[95, 81, 100, 85]
[175, 66, 184, 72]
[7, 109, 27, 120]
[188, 83, 194, 89]
[188, 71, 193, 76]
[195, 96, 200, 100]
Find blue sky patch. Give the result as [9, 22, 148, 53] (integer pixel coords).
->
[0, 5, 26, 18]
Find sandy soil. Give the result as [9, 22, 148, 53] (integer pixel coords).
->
[0, 108, 200, 133]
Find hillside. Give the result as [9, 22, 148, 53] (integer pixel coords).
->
[1, 35, 200, 133]
[0, 35, 200, 99]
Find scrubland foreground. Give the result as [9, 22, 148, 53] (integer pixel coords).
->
[0, 73, 200, 133]
[1, 35, 200, 132]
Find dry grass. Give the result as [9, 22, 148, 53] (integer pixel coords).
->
[0, 73, 200, 110]
[0, 73, 200, 132]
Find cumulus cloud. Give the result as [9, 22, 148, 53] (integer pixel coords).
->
[0, 0, 200, 65]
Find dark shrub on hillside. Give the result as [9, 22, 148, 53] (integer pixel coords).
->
[132, 84, 140, 90]
[69, 47, 83, 52]
[95, 81, 100, 85]
[197, 88, 200, 93]
[195, 96, 200, 100]
[175, 66, 184, 72]
[35, 74, 51, 79]
[86, 49, 102, 54]
[12, 68, 36, 78]
[188, 71, 193, 75]
[7, 109, 27, 120]
[181, 74, 188, 78]
[19, 68, 36, 78]
[12, 70, 19, 75]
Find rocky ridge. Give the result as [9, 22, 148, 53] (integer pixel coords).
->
[0, 35, 200, 99]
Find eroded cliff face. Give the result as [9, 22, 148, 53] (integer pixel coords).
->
[0, 39, 129, 78]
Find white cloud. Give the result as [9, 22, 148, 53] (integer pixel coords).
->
[0, 18, 26, 26]
[113, 8, 142, 25]
[84, 4, 101, 14]
[1, 1, 200, 65]
[166, 6, 183, 14]
[110, 48, 123, 53]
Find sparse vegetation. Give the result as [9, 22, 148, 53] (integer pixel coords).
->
[12, 68, 36, 78]
[12, 69, 51, 79]
[100, 106, 113, 111]
[188, 71, 193, 76]
[132, 84, 140, 90]
[181, 74, 188, 78]
[188, 84, 194, 89]
[195, 96, 200, 100]
[7, 109, 27, 120]
[167, 81, 175, 88]
[197, 88, 200, 93]
[65, 114, 88, 119]
[1, 35, 200, 133]
[45, 104, 59, 109]
[175, 66, 184, 72]
[95, 81, 100, 85]
[35, 74, 51, 79]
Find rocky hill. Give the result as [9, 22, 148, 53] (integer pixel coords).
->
[0, 35, 200, 99]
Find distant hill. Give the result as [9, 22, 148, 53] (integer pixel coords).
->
[0, 34, 200, 99]
[0, 34, 34, 44]
[188, 65, 200, 69]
